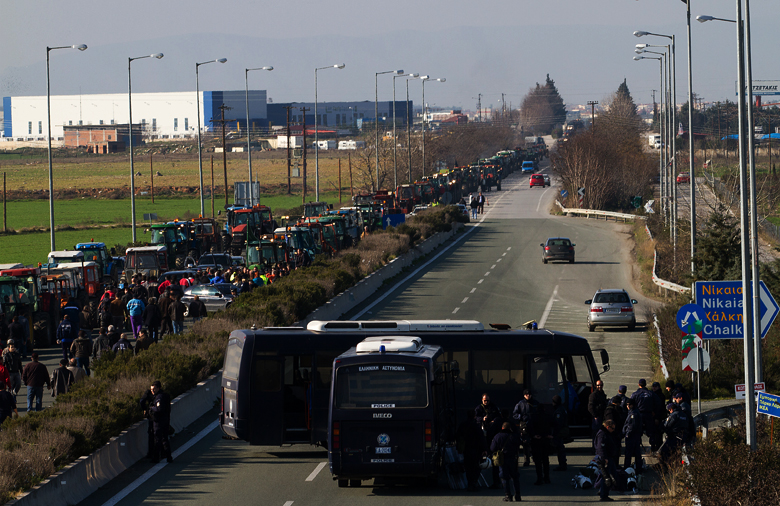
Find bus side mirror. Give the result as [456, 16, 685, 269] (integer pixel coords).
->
[600, 349, 610, 372]
[450, 360, 460, 378]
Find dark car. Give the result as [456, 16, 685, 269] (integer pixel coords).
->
[541, 237, 575, 264]
[197, 253, 233, 270]
[181, 283, 236, 314]
[530, 174, 545, 188]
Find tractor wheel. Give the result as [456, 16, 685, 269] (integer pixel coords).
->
[175, 255, 185, 269]
[86, 300, 99, 328]
[221, 234, 231, 253]
[33, 312, 52, 348]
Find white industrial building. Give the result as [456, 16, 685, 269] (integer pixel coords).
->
[2, 90, 268, 143]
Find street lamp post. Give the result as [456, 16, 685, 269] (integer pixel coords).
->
[635, 55, 665, 221]
[375, 70, 403, 191]
[196, 58, 227, 217]
[420, 76, 445, 178]
[393, 73, 416, 189]
[315, 64, 345, 201]
[636, 31, 677, 252]
[685, 1, 696, 276]
[406, 75, 420, 184]
[245, 66, 274, 207]
[46, 43, 87, 252]
[128, 53, 164, 244]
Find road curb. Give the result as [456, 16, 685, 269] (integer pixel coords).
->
[7, 372, 222, 506]
[296, 222, 463, 325]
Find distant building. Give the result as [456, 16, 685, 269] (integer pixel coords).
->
[267, 100, 413, 130]
[63, 124, 141, 154]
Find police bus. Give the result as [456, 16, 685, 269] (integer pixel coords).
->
[219, 320, 609, 447]
[328, 336, 457, 487]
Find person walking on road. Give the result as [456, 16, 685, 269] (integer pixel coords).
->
[476, 393, 503, 489]
[594, 420, 618, 502]
[470, 194, 479, 220]
[50, 359, 74, 398]
[630, 379, 658, 452]
[70, 330, 93, 376]
[158, 289, 174, 337]
[56, 315, 75, 361]
[112, 333, 134, 353]
[490, 422, 522, 502]
[168, 295, 186, 335]
[21, 353, 50, 411]
[588, 380, 608, 443]
[149, 380, 173, 463]
[551, 394, 569, 471]
[92, 329, 112, 361]
[188, 295, 207, 323]
[67, 358, 87, 383]
[477, 192, 486, 214]
[2, 340, 23, 395]
[528, 404, 553, 485]
[512, 389, 538, 467]
[622, 398, 644, 473]
[126, 293, 146, 339]
[143, 297, 162, 343]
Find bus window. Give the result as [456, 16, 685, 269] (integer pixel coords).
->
[472, 350, 523, 390]
[335, 365, 428, 408]
[285, 355, 312, 386]
[571, 355, 592, 386]
[315, 351, 340, 389]
[529, 357, 565, 404]
[254, 358, 281, 392]
[436, 351, 470, 390]
[224, 339, 243, 379]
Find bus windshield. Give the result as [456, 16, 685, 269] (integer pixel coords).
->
[335, 364, 428, 409]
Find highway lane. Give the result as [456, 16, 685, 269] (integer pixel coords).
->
[81, 166, 652, 506]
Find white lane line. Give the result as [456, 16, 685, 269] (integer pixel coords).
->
[452, 307, 460, 314]
[283, 502, 295, 506]
[102, 420, 219, 506]
[462, 297, 469, 303]
[484, 272, 491, 277]
[502, 252, 507, 256]
[470, 288, 476, 293]
[491, 264, 496, 269]
[496, 258, 502, 263]
[507, 247, 512, 251]
[478, 279, 484, 284]
[536, 188, 550, 213]
[538, 285, 559, 329]
[306, 462, 328, 482]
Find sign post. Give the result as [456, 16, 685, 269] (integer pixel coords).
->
[757, 391, 780, 446]
[577, 187, 585, 208]
[677, 304, 707, 414]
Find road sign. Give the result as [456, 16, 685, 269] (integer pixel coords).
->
[142, 213, 158, 221]
[687, 346, 710, 372]
[676, 303, 704, 332]
[694, 281, 780, 339]
[644, 199, 655, 214]
[578, 188, 584, 207]
[757, 391, 780, 418]
[383, 214, 405, 230]
[560, 189, 568, 198]
[735, 382, 766, 400]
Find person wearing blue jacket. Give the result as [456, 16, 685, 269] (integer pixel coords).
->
[126, 295, 146, 339]
[622, 398, 644, 473]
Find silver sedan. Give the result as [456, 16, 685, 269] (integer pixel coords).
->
[181, 283, 236, 314]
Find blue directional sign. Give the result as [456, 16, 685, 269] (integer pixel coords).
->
[383, 214, 406, 230]
[560, 189, 568, 198]
[757, 391, 780, 419]
[695, 280, 780, 339]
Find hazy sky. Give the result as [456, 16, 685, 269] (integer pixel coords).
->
[2, 0, 778, 111]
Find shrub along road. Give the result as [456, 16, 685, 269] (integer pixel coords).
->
[78, 166, 654, 505]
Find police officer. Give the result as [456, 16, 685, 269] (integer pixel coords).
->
[475, 393, 503, 489]
[512, 389, 538, 466]
[588, 380, 608, 443]
[594, 419, 618, 502]
[456, 408, 487, 491]
[630, 379, 657, 451]
[660, 402, 690, 465]
[622, 398, 644, 473]
[603, 396, 625, 460]
[149, 380, 173, 463]
[139, 387, 156, 459]
[528, 404, 553, 485]
[490, 422, 522, 502]
[551, 395, 569, 472]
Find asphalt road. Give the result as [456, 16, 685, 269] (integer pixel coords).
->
[78, 165, 653, 506]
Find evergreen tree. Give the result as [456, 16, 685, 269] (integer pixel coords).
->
[693, 204, 742, 281]
[520, 74, 566, 135]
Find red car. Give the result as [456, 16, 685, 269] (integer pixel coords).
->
[530, 174, 545, 188]
[676, 173, 690, 184]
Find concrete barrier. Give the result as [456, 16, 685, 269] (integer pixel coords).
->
[7, 372, 222, 506]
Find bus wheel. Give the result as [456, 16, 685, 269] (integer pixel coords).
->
[349, 480, 361, 487]
[337, 479, 348, 488]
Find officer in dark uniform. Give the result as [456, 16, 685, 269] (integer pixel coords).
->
[528, 404, 553, 485]
[594, 419, 618, 502]
[630, 379, 657, 451]
[551, 395, 569, 471]
[512, 389, 539, 466]
[149, 380, 173, 463]
[475, 393, 502, 489]
[139, 387, 156, 459]
[622, 398, 644, 473]
[588, 380, 608, 444]
[660, 402, 690, 464]
[456, 408, 487, 491]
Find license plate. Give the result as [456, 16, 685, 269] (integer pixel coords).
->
[371, 459, 394, 463]
[604, 308, 620, 313]
[375, 447, 392, 454]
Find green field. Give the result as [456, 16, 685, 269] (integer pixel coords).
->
[0, 190, 354, 264]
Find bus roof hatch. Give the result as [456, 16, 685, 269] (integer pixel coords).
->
[356, 336, 423, 353]
[307, 320, 484, 332]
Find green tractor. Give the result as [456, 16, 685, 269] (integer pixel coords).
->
[148, 221, 199, 269]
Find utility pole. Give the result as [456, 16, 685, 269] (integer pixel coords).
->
[300, 107, 310, 204]
[283, 105, 293, 195]
[211, 104, 236, 209]
[651, 90, 657, 126]
[150, 154, 154, 204]
[478, 94, 482, 122]
[588, 101, 599, 131]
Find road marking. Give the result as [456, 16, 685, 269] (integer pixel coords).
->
[507, 247, 511, 251]
[461, 297, 469, 303]
[470, 288, 476, 293]
[491, 264, 496, 269]
[496, 258, 502, 263]
[536, 188, 549, 213]
[502, 252, 507, 256]
[452, 307, 460, 314]
[478, 279, 484, 284]
[283, 502, 294, 506]
[101, 420, 219, 506]
[306, 462, 328, 482]
[484, 272, 490, 276]
[539, 285, 559, 329]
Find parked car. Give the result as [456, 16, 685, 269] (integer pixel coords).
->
[181, 283, 236, 314]
[156, 269, 198, 297]
[455, 203, 470, 219]
[530, 174, 545, 188]
[676, 172, 690, 184]
[197, 253, 233, 270]
[585, 288, 638, 332]
[543, 174, 551, 187]
[541, 237, 575, 264]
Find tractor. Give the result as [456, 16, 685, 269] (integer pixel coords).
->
[74, 242, 124, 285]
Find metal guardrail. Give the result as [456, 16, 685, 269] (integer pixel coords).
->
[693, 403, 744, 439]
[555, 201, 646, 222]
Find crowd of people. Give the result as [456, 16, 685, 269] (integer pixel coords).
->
[456, 379, 694, 502]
